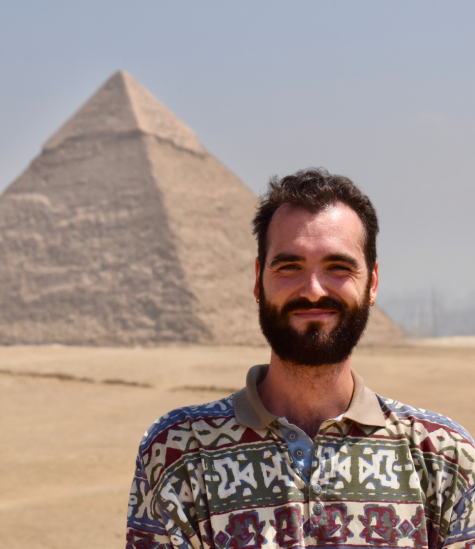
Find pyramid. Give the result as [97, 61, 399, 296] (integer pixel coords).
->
[0, 71, 402, 346]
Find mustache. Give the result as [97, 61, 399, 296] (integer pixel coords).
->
[280, 296, 346, 316]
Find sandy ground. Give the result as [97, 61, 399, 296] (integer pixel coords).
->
[1, 342, 475, 549]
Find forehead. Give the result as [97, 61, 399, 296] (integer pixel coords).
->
[267, 202, 366, 259]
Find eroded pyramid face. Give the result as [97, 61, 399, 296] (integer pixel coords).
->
[0, 72, 264, 345]
[0, 72, 401, 346]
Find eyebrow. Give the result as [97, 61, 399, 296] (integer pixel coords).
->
[269, 252, 361, 270]
[324, 253, 360, 270]
[269, 253, 305, 269]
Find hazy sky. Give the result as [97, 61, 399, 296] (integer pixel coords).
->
[2, 1, 475, 322]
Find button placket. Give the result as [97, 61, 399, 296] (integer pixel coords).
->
[287, 430, 298, 442]
[313, 502, 323, 516]
[312, 483, 322, 496]
[310, 439, 324, 517]
[309, 478, 324, 517]
[278, 420, 314, 486]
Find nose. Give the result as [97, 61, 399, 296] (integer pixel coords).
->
[299, 270, 329, 303]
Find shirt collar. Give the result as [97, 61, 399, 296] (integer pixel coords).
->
[233, 364, 386, 430]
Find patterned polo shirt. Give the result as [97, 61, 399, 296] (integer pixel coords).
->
[126, 365, 475, 549]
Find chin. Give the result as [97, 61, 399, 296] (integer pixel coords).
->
[293, 321, 335, 337]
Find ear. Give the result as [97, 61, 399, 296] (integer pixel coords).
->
[253, 258, 260, 301]
[369, 262, 379, 305]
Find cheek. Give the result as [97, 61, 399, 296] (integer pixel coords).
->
[266, 273, 303, 298]
[324, 275, 363, 302]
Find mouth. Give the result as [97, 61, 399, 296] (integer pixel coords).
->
[291, 309, 339, 321]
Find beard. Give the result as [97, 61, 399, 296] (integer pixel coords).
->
[258, 284, 371, 367]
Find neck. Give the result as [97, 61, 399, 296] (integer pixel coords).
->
[257, 351, 354, 439]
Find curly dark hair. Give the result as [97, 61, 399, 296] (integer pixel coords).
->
[252, 168, 379, 272]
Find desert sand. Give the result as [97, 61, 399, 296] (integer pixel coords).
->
[1, 341, 474, 549]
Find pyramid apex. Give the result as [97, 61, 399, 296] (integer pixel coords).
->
[43, 71, 204, 154]
[107, 70, 132, 82]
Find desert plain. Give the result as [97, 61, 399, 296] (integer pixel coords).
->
[1, 340, 475, 549]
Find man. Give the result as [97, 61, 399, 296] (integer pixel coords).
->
[127, 169, 475, 549]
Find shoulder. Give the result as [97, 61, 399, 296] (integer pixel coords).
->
[140, 394, 236, 451]
[376, 395, 475, 533]
[136, 395, 243, 485]
[377, 395, 475, 489]
[377, 394, 475, 446]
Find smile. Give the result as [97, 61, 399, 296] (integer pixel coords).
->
[291, 310, 339, 320]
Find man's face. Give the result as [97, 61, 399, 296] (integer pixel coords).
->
[254, 202, 378, 366]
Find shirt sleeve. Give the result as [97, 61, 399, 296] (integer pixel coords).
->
[126, 447, 203, 549]
[442, 483, 475, 548]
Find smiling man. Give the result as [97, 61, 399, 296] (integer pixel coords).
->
[127, 169, 475, 549]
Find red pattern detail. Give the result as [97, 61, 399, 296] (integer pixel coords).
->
[410, 508, 427, 547]
[305, 504, 353, 543]
[126, 529, 159, 549]
[202, 520, 215, 548]
[416, 418, 456, 435]
[216, 530, 230, 548]
[165, 446, 183, 468]
[359, 505, 401, 545]
[225, 511, 266, 549]
[271, 506, 304, 547]
[399, 519, 412, 536]
[239, 428, 263, 444]
[152, 427, 170, 445]
[346, 424, 369, 438]
[418, 436, 438, 456]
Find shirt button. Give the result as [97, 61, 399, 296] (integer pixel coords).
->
[303, 467, 311, 478]
[312, 483, 322, 495]
[313, 503, 323, 516]
[294, 448, 304, 459]
[287, 431, 298, 442]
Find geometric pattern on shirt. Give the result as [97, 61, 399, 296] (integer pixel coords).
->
[127, 394, 475, 549]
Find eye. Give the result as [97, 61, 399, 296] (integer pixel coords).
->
[279, 264, 300, 271]
[329, 264, 351, 272]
